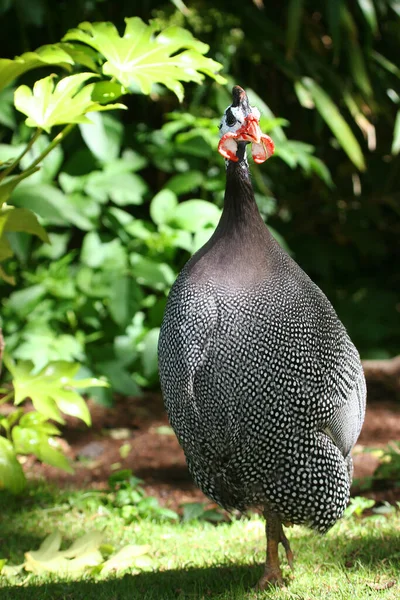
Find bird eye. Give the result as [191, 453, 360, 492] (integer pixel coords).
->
[226, 109, 236, 127]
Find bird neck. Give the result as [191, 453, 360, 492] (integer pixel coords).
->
[217, 158, 265, 236]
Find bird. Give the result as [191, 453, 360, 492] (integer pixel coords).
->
[158, 85, 366, 589]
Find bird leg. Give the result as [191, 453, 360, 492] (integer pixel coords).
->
[256, 508, 294, 590]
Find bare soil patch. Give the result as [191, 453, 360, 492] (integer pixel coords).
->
[20, 394, 400, 509]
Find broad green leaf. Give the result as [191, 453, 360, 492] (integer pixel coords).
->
[14, 73, 126, 132]
[164, 171, 204, 195]
[108, 276, 143, 329]
[85, 170, 147, 206]
[63, 18, 226, 101]
[91, 80, 124, 104]
[301, 78, 366, 171]
[6, 285, 45, 318]
[170, 199, 221, 232]
[392, 110, 400, 155]
[59, 42, 101, 72]
[50, 389, 91, 426]
[19, 412, 61, 436]
[0, 236, 13, 262]
[150, 189, 178, 225]
[130, 254, 176, 290]
[286, 0, 304, 58]
[0, 436, 26, 493]
[0, 166, 40, 205]
[12, 426, 73, 472]
[0, 88, 16, 129]
[0, 206, 49, 242]
[13, 334, 83, 384]
[79, 112, 123, 162]
[81, 232, 127, 270]
[0, 44, 74, 92]
[11, 182, 99, 229]
[141, 328, 160, 379]
[95, 360, 141, 396]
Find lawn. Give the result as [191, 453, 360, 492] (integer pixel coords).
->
[0, 485, 399, 599]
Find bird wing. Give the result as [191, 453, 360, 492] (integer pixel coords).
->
[323, 370, 366, 457]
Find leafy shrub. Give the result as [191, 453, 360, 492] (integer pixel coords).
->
[0, 16, 226, 488]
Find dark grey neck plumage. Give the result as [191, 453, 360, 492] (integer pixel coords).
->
[216, 156, 266, 238]
[186, 153, 277, 285]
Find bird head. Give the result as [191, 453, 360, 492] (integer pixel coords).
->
[218, 86, 275, 164]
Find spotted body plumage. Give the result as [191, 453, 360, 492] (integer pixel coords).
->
[159, 224, 365, 532]
[158, 86, 366, 586]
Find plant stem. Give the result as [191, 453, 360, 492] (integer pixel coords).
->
[0, 391, 14, 406]
[0, 128, 42, 182]
[26, 123, 76, 171]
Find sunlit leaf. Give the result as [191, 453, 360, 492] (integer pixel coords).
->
[301, 77, 366, 171]
[79, 111, 123, 162]
[170, 199, 221, 232]
[101, 544, 151, 574]
[0, 167, 40, 205]
[62, 531, 103, 558]
[0, 436, 26, 493]
[150, 189, 178, 225]
[63, 18, 226, 101]
[0, 44, 74, 92]
[12, 426, 74, 472]
[3, 356, 106, 428]
[28, 531, 62, 562]
[14, 73, 126, 132]
[0, 206, 49, 243]
[141, 328, 160, 380]
[130, 254, 176, 290]
[165, 171, 204, 195]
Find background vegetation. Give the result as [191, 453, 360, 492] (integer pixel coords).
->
[0, 0, 399, 484]
[0, 0, 399, 596]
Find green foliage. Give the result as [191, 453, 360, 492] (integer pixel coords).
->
[106, 469, 179, 522]
[373, 442, 400, 482]
[0, 14, 227, 483]
[0, 356, 107, 492]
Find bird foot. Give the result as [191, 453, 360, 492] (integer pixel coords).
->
[255, 568, 284, 590]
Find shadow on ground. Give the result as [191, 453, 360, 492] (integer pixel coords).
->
[0, 564, 259, 600]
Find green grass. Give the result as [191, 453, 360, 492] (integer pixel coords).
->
[0, 485, 399, 599]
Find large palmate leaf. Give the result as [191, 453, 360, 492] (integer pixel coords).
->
[14, 73, 126, 132]
[4, 356, 108, 425]
[63, 18, 226, 101]
[0, 44, 74, 93]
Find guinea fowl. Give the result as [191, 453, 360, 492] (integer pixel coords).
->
[158, 86, 366, 588]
